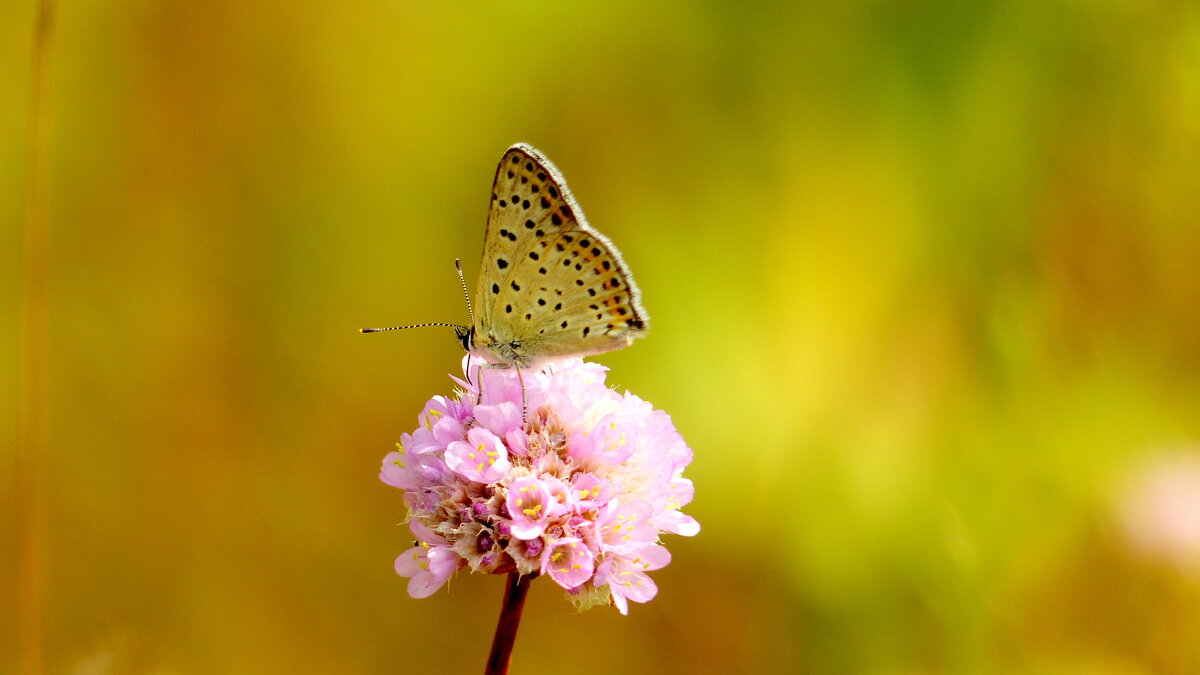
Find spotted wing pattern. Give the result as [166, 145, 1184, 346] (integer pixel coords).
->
[474, 144, 647, 366]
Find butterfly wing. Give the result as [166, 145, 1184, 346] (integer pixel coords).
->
[474, 144, 648, 366]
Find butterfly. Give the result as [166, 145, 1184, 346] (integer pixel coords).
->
[364, 144, 649, 371]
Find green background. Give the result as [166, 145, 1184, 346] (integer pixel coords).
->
[5, 1, 1199, 672]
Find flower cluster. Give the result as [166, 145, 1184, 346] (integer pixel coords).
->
[381, 357, 698, 614]
[1119, 450, 1200, 574]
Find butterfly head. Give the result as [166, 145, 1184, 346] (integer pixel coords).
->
[454, 325, 474, 352]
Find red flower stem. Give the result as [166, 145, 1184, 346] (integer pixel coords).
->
[485, 572, 532, 675]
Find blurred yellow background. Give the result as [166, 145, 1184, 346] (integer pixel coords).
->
[5, 1, 1199, 672]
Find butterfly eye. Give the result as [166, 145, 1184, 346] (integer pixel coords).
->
[455, 326, 473, 351]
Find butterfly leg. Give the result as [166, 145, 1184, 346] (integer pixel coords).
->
[467, 353, 484, 405]
[470, 360, 526, 422]
[514, 364, 528, 424]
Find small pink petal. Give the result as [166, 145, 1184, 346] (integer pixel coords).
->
[542, 537, 595, 590]
[655, 511, 700, 537]
[380, 451, 420, 491]
[394, 544, 460, 599]
[506, 477, 552, 540]
[571, 472, 613, 510]
[445, 428, 510, 483]
[635, 544, 672, 571]
[599, 500, 656, 552]
[505, 429, 528, 457]
[597, 554, 659, 610]
[408, 518, 445, 546]
[474, 401, 522, 437]
[543, 476, 574, 517]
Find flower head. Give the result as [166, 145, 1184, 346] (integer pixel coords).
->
[1119, 450, 1200, 574]
[382, 357, 698, 613]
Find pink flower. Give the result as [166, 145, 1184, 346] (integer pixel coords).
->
[595, 544, 671, 615]
[506, 477, 553, 539]
[382, 356, 699, 612]
[597, 500, 657, 553]
[543, 538, 595, 589]
[393, 522, 461, 599]
[445, 428, 511, 483]
[1119, 450, 1200, 574]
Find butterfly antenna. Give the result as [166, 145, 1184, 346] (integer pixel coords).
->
[359, 323, 467, 334]
[455, 258, 475, 325]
